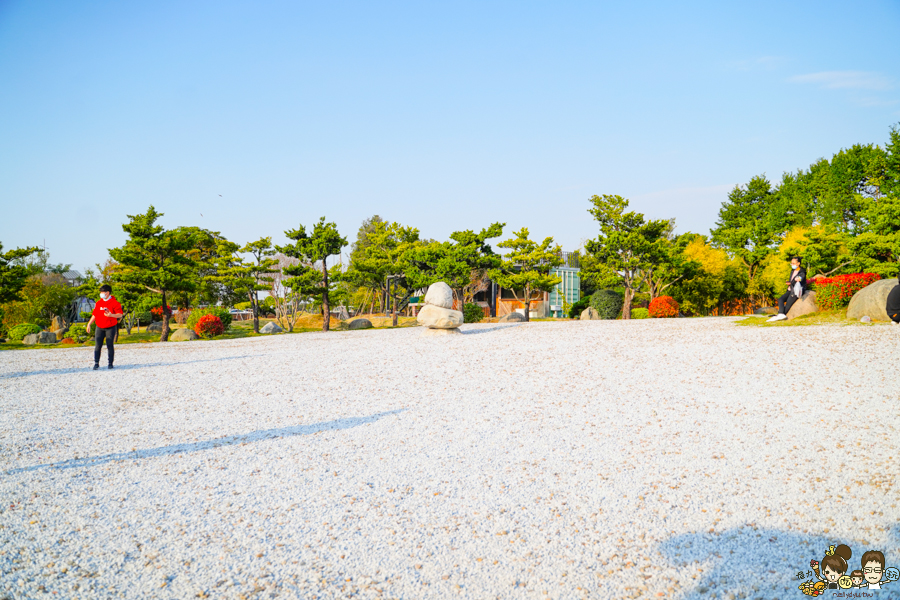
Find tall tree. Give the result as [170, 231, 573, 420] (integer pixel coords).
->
[639, 227, 700, 300]
[109, 206, 199, 341]
[404, 223, 505, 310]
[0, 242, 40, 304]
[710, 175, 778, 299]
[213, 237, 278, 333]
[277, 217, 348, 333]
[582, 194, 669, 319]
[345, 220, 420, 326]
[489, 228, 562, 322]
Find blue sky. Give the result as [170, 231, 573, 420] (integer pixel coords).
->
[1, 1, 899, 272]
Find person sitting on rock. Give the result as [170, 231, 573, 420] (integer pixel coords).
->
[768, 256, 806, 322]
[887, 281, 900, 326]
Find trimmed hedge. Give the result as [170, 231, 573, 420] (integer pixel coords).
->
[186, 306, 232, 330]
[589, 290, 623, 320]
[649, 296, 680, 318]
[8, 323, 42, 341]
[195, 314, 225, 338]
[463, 303, 484, 323]
[631, 307, 649, 319]
[568, 296, 591, 319]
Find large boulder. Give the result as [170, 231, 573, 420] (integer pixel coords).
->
[786, 291, 817, 320]
[23, 331, 58, 345]
[348, 318, 373, 330]
[846, 278, 899, 322]
[147, 322, 163, 333]
[170, 328, 199, 341]
[416, 304, 464, 329]
[260, 322, 283, 334]
[499, 311, 527, 323]
[580, 307, 600, 320]
[50, 316, 66, 332]
[423, 282, 454, 310]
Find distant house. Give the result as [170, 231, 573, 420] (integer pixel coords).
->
[60, 270, 84, 287]
[472, 251, 581, 318]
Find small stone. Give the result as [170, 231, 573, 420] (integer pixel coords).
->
[580, 307, 600, 321]
[860, 315, 872, 323]
[259, 322, 283, 334]
[499, 312, 527, 323]
[147, 322, 163, 333]
[170, 328, 199, 341]
[348, 319, 373, 330]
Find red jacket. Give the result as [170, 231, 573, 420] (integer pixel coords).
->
[93, 296, 123, 329]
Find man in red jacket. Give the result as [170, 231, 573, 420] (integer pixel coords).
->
[85, 284, 124, 370]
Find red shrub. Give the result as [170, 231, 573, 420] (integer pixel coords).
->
[151, 304, 173, 319]
[649, 296, 679, 318]
[61, 338, 75, 344]
[808, 273, 880, 310]
[194, 314, 224, 338]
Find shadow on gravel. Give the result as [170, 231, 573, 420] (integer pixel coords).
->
[460, 324, 523, 335]
[0, 355, 258, 379]
[657, 525, 900, 598]
[5, 409, 405, 475]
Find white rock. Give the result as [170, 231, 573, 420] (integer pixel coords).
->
[259, 322, 283, 334]
[423, 282, 453, 309]
[416, 304, 463, 329]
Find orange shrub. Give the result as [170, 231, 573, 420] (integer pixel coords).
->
[649, 296, 680, 318]
[194, 314, 224, 338]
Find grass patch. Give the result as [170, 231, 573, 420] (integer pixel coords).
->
[735, 310, 885, 327]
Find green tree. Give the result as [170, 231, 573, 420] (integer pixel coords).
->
[711, 175, 778, 299]
[212, 237, 277, 333]
[638, 222, 699, 300]
[582, 194, 669, 319]
[0, 242, 40, 304]
[404, 223, 505, 311]
[108, 206, 200, 341]
[345, 220, 420, 326]
[489, 227, 561, 322]
[277, 217, 348, 333]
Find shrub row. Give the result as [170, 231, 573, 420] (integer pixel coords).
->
[809, 273, 881, 310]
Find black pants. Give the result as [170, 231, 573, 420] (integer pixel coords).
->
[777, 291, 798, 315]
[94, 326, 116, 365]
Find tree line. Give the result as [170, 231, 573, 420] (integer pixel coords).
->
[2, 123, 898, 339]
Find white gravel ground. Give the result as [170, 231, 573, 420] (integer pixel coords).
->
[2, 318, 899, 600]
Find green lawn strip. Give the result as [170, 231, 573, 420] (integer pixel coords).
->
[735, 310, 885, 327]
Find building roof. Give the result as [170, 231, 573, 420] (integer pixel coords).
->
[61, 270, 83, 280]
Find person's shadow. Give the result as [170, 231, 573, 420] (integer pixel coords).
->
[0, 355, 257, 379]
[657, 524, 900, 598]
[4, 409, 405, 475]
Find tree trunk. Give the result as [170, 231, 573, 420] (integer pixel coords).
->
[321, 261, 330, 333]
[250, 290, 260, 334]
[160, 290, 171, 341]
[391, 281, 398, 327]
[523, 285, 530, 322]
[622, 286, 633, 320]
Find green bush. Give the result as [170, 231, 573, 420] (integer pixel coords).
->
[8, 323, 42, 341]
[186, 306, 232, 330]
[133, 311, 153, 326]
[67, 323, 91, 343]
[589, 290, 623, 320]
[234, 301, 252, 311]
[631, 307, 649, 319]
[463, 303, 484, 323]
[79, 311, 92, 321]
[567, 296, 591, 319]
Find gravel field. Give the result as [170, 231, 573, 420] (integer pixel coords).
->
[2, 318, 899, 600]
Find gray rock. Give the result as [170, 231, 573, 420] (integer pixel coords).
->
[170, 328, 199, 341]
[846, 278, 899, 322]
[860, 315, 872, 323]
[423, 282, 454, 309]
[348, 318, 373, 330]
[417, 304, 463, 329]
[259, 322, 283, 334]
[499, 312, 527, 323]
[421, 327, 462, 336]
[786, 291, 817, 320]
[23, 331, 57, 345]
[580, 307, 600, 320]
[147, 322, 163, 333]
